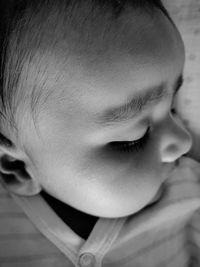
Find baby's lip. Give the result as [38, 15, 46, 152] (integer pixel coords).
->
[153, 164, 177, 203]
[150, 163, 178, 205]
[150, 184, 165, 204]
[162, 163, 177, 183]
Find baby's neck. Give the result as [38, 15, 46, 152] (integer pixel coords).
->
[40, 190, 99, 240]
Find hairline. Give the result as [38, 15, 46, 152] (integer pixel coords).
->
[0, 0, 174, 147]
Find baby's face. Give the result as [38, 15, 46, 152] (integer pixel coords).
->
[21, 9, 192, 217]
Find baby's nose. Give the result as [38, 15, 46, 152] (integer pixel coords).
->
[161, 116, 192, 163]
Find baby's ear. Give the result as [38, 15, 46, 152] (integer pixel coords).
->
[0, 140, 41, 196]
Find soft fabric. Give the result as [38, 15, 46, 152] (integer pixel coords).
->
[0, 156, 200, 267]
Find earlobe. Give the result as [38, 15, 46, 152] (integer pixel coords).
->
[0, 155, 41, 196]
[0, 172, 42, 196]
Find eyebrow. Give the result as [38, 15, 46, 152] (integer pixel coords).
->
[95, 75, 183, 127]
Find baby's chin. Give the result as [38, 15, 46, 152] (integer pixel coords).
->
[86, 185, 165, 219]
[118, 187, 164, 218]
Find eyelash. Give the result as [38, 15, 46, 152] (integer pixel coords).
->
[109, 106, 177, 154]
[109, 126, 151, 153]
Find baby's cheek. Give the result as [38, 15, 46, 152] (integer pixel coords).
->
[90, 145, 133, 166]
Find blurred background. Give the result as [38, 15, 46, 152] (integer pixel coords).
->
[164, 0, 200, 161]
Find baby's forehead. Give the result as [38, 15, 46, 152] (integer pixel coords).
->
[23, 1, 167, 66]
[8, 1, 181, 131]
[33, 11, 182, 107]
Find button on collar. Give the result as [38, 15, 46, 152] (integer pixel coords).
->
[79, 252, 95, 267]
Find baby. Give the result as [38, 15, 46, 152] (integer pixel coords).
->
[0, 0, 200, 266]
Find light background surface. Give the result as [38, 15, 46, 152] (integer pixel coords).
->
[164, 0, 200, 161]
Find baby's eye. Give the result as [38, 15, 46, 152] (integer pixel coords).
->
[107, 100, 178, 154]
[108, 127, 151, 154]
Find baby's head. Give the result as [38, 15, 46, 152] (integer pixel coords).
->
[0, 0, 192, 218]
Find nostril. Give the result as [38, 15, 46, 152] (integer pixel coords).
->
[161, 142, 191, 163]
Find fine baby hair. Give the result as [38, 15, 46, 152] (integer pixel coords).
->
[0, 0, 170, 149]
